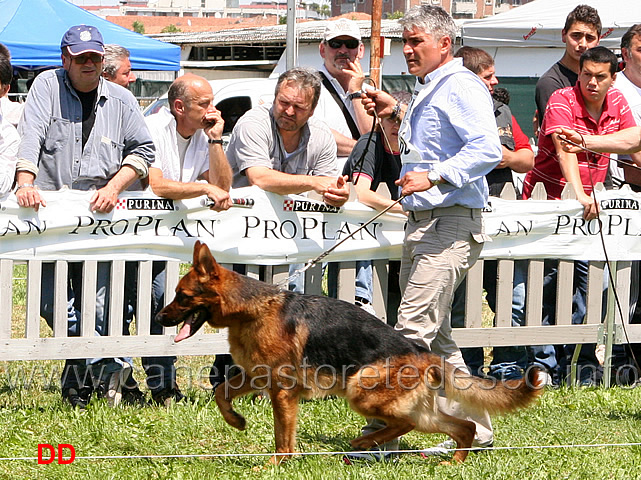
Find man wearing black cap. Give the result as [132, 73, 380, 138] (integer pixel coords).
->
[16, 25, 154, 409]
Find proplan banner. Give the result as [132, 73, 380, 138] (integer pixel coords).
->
[0, 186, 640, 263]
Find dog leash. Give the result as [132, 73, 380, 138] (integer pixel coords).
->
[557, 133, 641, 381]
[277, 194, 406, 289]
[558, 135, 641, 171]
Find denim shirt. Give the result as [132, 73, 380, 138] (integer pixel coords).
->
[18, 69, 154, 191]
[399, 58, 501, 211]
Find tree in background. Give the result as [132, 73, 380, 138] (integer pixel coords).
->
[132, 21, 145, 34]
[161, 24, 181, 33]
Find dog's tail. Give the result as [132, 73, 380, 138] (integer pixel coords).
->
[423, 354, 544, 415]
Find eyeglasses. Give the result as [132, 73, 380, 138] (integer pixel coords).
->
[72, 54, 103, 64]
[326, 38, 360, 50]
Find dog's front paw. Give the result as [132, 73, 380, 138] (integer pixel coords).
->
[350, 437, 375, 450]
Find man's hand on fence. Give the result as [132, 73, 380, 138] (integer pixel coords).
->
[16, 186, 46, 212]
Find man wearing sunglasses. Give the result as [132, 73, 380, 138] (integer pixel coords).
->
[315, 18, 371, 172]
[15, 25, 154, 409]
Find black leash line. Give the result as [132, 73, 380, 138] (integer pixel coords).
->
[279, 194, 406, 288]
[563, 137, 641, 379]
[559, 135, 641, 172]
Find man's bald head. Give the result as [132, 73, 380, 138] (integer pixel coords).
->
[168, 73, 212, 115]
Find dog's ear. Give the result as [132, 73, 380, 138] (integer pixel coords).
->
[193, 241, 219, 279]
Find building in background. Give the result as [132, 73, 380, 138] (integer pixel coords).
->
[330, 0, 535, 19]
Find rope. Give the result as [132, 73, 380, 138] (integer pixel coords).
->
[3, 442, 641, 461]
[558, 135, 641, 380]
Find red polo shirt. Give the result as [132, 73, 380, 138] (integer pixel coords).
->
[522, 84, 635, 200]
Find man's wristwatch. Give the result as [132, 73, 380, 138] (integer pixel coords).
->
[347, 90, 365, 101]
[427, 170, 443, 186]
[207, 138, 224, 145]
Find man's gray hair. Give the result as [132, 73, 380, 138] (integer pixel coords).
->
[275, 67, 322, 110]
[400, 5, 457, 54]
[103, 44, 130, 78]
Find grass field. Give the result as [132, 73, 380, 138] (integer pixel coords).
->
[1, 358, 641, 480]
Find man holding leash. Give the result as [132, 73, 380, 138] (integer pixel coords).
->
[15, 25, 154, 408]
[358, 5, 502, 459]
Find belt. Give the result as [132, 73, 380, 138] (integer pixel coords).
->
[409, 206, 481, 222]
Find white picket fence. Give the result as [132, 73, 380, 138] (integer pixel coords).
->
[1, 183, 640, 388]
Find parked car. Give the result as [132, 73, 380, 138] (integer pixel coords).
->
[143, 77, 278, 146]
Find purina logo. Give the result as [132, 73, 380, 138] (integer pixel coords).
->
[283, 199, 340, 213]
[600, 198, 639, 210]
[115, 198, 176, 211]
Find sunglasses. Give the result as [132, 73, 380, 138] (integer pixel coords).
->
[72, 54, 103, 64]
[326, 38, 360, 50]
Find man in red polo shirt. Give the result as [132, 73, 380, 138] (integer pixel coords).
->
[523, 46, 636, 385]
[523, 46, 636, 211]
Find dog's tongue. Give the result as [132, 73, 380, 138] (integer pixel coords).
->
[174, 319, 193, 343]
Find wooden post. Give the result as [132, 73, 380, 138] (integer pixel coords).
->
[370, 0, 382, 88]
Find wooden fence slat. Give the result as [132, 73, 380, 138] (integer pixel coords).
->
[163, 261, 180, 335]
[25, 260, 42, 339]
[135, 261, 153, 336]
[53, 261, 68, 338]
[525, 260, 543, 326]
[336, 261, 355, 303]
[465, 261, 483, 328]
[495, 259, 514, 327]
[556, 260, 574, 326]
[615, 261, 632, 326]
[372, 259, 388, 321]
[0, 259, 13, 338]
[109, 260, 126, 337]
[81, 260, 97, 338]
[585, 261, 605, 325]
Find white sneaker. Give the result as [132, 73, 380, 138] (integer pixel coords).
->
[421, 439, 493, 457]
[539, 371, 553, 386]
[420, 439, 456, 457]
[355, 299, 377, 317]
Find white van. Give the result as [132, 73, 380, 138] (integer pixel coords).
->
[143, 77, 278, 144]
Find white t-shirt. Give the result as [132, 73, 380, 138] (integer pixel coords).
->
[145, 107, 209, 182]
[612, 72, 641, 186]
[0, 101, 19, 195]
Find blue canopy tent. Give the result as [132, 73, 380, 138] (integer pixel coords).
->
[0, 0, 180, 71]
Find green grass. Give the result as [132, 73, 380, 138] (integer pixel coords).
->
[0, 367, 640, 480]
[4, 266, 640, 478]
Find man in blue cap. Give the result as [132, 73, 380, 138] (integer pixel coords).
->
[16, 25, 155, 408]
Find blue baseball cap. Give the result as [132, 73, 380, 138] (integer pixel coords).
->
[60, 25, 105, 56]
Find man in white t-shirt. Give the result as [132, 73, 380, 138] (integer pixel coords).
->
[132, 74, 233, 405]
[612, 25, 641, 187]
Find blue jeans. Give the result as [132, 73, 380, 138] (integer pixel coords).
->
[451, 259, 528, 379]
[355, 260, 373, 303]
[530, 260, 600, 384]
[124, 261, 176, 393]
[40, 262, 125, 393]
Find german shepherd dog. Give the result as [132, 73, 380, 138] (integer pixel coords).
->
[156, 241, 543, 464]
